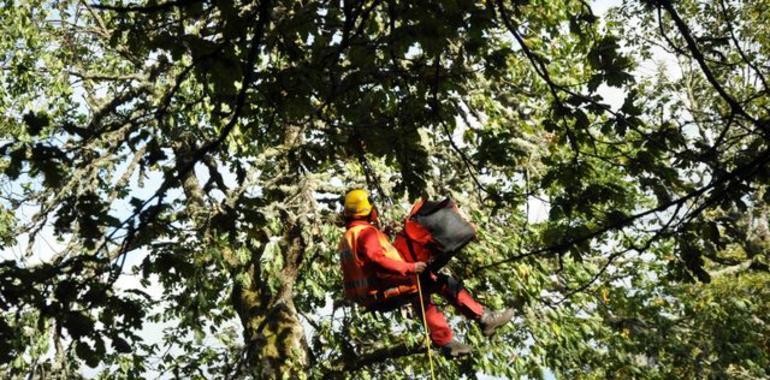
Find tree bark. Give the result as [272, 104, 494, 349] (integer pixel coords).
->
[232, 124, 311, 378]
[234, 222, 309, 379]
[174, 135, 309, 378]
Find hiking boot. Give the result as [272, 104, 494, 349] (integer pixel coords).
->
[479, 308, 515, 337]
[439, 339, 473, 358]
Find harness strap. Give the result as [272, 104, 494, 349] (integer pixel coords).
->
[403, 232, 419, 262]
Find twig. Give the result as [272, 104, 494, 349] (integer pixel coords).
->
[92, 0, 202, 13]
[657, 0, 766, 136]
[94, 0, 273, 266]
[476, 145, 770, 271]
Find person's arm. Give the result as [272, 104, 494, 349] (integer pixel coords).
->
[358, 228, 417, 276]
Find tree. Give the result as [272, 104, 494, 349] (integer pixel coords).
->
[1, 0, 768, 378]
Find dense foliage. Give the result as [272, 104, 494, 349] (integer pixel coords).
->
[1, 0, 768, 378]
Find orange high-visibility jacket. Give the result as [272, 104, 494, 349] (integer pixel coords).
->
[338, 221, 417, 305]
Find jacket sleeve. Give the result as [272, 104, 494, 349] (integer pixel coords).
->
[358, 228, 416, 276]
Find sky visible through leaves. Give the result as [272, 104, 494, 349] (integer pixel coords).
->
[2, 0, 769, 378]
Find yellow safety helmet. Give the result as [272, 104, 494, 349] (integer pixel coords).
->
[343, 189, 373, 218]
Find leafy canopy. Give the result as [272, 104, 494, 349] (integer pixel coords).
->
[1, 0, 769, 378]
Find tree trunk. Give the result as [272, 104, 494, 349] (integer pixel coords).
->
[234, 223, 309, 379]
[231, 124, 311, 378]
[174, 136, 309, 378]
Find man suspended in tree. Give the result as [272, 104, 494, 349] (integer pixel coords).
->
[338, 189, 515, 357]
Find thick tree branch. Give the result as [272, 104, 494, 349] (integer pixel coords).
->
[552, 202, 682, 304]
[717, 0, 769, 93]
[710, 259, 770, 278]
[657, 0, 766, 135]
[94, 0, 272, 263]
[93, 0, 202, 13]
[429, 54, 490, 203]
[323, 340, 425, 378]
[477, 145, 770, 271]
[495, 0, 581, 158]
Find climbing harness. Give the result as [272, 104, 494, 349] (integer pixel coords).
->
[415, 274, 436, 380]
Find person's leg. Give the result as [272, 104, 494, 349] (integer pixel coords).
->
[426, 272, 515, 337]
[411, 291, 473, 357]
[428, 273, 484, 320]
[411, 293, 452, 346]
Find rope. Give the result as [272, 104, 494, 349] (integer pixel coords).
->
[355, 131, 430, 376]
[353, 133, 394, 208]
[415, 274, 436, 380]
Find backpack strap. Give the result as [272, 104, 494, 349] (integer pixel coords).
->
[400, 232, 418, 262]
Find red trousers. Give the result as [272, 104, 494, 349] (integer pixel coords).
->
[411, 273, 484, 346]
